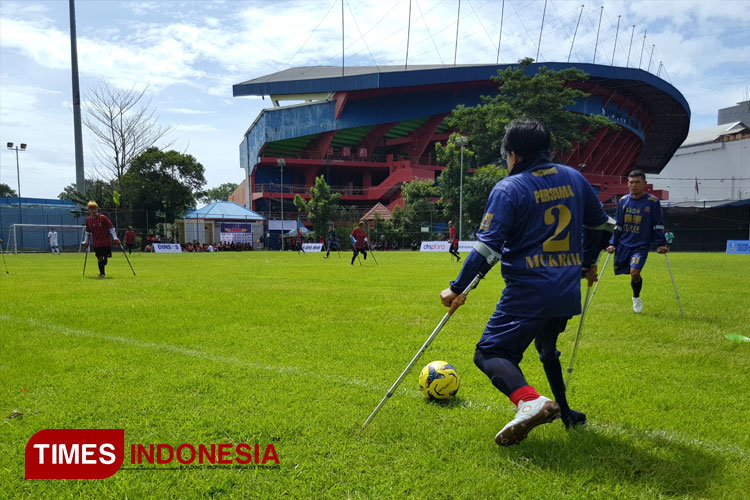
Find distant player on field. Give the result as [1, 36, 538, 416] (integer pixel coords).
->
[81, 201, 121, 278]
[350, 221, 368, 265]
[324, 223, 338, 259]
[297, 228, 305, 254]
[47, 228, 60, 254]
[448, 220, 460, 262]
[125, 226, 137, 254]
[665, 230, 674, 245]
[606, 170, 668, 313]
[440, 119, 612, 446]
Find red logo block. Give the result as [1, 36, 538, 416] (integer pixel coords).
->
[25, 429, 124, 479]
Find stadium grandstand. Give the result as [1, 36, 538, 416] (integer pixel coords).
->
[231, 62, 690, 216]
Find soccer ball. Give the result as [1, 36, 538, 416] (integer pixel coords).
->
[418, 361, 460, 399]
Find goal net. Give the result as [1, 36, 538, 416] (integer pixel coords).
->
[6, 224, 86, 254]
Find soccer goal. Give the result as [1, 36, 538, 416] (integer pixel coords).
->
[6, 224, 86, 254]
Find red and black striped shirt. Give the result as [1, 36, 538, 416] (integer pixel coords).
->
[86, 214, 114, 247]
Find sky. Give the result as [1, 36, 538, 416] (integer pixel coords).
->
[0, 0, 748, 200]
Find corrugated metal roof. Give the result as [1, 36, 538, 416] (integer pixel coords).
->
[184, 201, 266, 220]
[236, 65, 453, 85]
[0, 197, 76, 206]
[233, 63, 690, 115]
[680, 121, 748, 148]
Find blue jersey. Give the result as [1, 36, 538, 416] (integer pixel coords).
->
[610, 193, 666, 248]
[477, 162, 608, 318]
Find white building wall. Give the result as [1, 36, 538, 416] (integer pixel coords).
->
[184, 220, 206, 243]
[649, 137, 749, 206]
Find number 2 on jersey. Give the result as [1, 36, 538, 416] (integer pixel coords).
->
[543, 204, 571, 252]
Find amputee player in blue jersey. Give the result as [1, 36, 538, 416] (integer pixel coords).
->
[440, 120, 612, 446]
[606, 170, 668, 313]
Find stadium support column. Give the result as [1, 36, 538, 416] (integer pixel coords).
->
[278, 158, 286, 251]
[244, 164, 251, 210]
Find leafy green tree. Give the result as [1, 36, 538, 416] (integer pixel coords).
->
[121, 147, 206, 226]
[463, 164, 508, 232]
[58, 178, 116, 207]
[371, 213, 402, 247]
[0, 183, 17, 197]
[200, 182, 239, 203]
[448, 57, 616, 165]
[435, 135, 476, 233]
[393, 179, 438, 240]
[293, 175, 341, 237]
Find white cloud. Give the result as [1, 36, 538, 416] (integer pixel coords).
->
[164, 107, 214, 115]
[1, 0, 748, 198]
[173, 124, 220, 133]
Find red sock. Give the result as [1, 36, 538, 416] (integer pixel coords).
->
[509, 385, 541, 407]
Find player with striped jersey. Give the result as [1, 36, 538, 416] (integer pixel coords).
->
[81, 201, 121, 278]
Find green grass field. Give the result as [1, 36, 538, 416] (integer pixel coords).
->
[1, 250, 748, 499]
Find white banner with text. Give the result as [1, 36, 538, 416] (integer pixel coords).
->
[301, 243, 324, 252]
[420, 241, 475, 252]
[153, 243, 183, 253]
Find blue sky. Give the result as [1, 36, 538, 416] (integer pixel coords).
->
[1, 0, 748, 199]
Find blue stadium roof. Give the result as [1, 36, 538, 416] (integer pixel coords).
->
[234, 63, 691, 175]
[184, 201, 266, 220]
[233, 63, 689, 113]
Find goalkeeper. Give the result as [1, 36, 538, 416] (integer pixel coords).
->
[439, 119, 612, 446]
[81, 201, 121, 278]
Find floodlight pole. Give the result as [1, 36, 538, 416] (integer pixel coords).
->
[278, 158, 286, 251]
[7, 142, 26, 250]
[69, 0, 85, 196]
[455, 136, 468, 241]
[7, 142, 25, 201]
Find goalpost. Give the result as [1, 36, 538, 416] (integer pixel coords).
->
[6, 224, 86, 254]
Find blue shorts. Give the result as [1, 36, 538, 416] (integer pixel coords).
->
[476, 312, 569, 364]
[614, 245, 649, 275]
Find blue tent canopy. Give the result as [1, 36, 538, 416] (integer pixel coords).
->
[285, 217, 312, 235]
[184, 201, 266, 220]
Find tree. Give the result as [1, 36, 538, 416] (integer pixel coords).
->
[392, 179, 438, 240]
[200, 182, 239, 203]
[0, 183, 17, 197]
[435, 135, 508, 236]
[435, 135, 476, 230]
[121, 147, 206, 227]
[58, 178, 116, 207]
[83, 81, 172, 193]
[462, 164, 508, 231]
[293, 176, 341, 237]
[448, 58, 616, 165]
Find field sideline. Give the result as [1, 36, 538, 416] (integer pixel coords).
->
[1, 250, 748, 499]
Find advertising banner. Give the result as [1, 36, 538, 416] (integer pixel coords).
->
[220, 223, 253, 244]
[420, 241, 475, 252]
[268, 220, 298, 231]
[301, 243, 324, 252]
[726, 240, 750, 254]
[153, 243, 182, 253]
